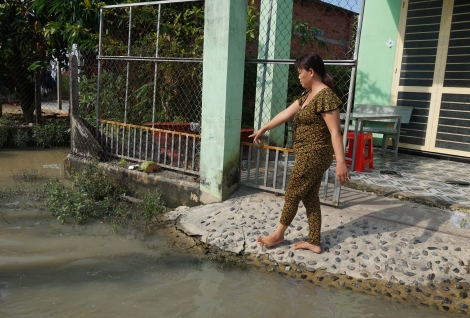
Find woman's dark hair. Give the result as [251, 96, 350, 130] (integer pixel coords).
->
[295, 53, 334, 90]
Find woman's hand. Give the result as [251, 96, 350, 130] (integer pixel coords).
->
[336, 161, 350, 185]
[249, 129, 265, 144]
[248, 101, 300, 145]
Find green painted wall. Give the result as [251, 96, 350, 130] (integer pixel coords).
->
[355, 0, 402, 105]
[199, 0, 247, 203]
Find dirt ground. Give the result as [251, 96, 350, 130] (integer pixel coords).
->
[1, 103, 68, 120]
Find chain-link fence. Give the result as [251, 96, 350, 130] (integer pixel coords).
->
[240, 0, 361, 204]
[69, 0, 360, 192]
[243, 0, 359, 145]
[73, 0, 204, 175]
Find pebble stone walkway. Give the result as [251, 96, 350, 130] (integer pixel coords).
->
[167, 186, 470, 314]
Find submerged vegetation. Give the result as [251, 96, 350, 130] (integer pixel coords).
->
[1, 163, 249, 270]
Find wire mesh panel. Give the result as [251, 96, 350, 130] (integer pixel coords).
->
[241, 0, 361, 204]
[243, 0, 359, 137]
[75, 0, 204, 175]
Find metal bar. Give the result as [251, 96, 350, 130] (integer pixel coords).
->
[104, 153, 200, 176]
[133, 127, 136, 159]
[171, 133, 175, 166]
[254, 147, 261, 185]
[240, 141, 294, 153]
[185, 135, 189, 170]
[282, 151, 288, 191]
[240, 181, 287, 195]
[322, 169, 329, 200]
[342, 0, 366, 155]
[394, 117, 402, 161]
[123, 6, 132, 126]
[95, 8, 104, 136]
[151, 4, 161, 162]
[263, 148, 269, 187]
[97, 56, 203, 62]
[246, 146, 252, 181]
[191, 137, 196, 171]
[116, 124, 120, 155]
[245, 59, 357, 66]
[164, 133, 168, 165]
[157, 131, 161, 163]
[111, 124, 114, 154]
[351, 119, 359, 171]
[139, 128, 143, 160]
[177, 135, 182, 168]
[145, 128, 149, 161]
[98, 119, 201, 138]
[332, 177, 341, 206]
[257, 0, 274, 130]
[272, 149, 279, 189]
[103, 0, 202, 9]
[56, 59, 62, 110]
[127, 126, 131, 158]
[105, 122, 109, 150]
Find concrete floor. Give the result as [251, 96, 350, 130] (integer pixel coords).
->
[337, 150, 470, 210]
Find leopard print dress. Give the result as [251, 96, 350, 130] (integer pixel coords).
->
[279, 87, 341, 246]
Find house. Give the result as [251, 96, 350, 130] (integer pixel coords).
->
[246, 0, 357, 59]
[355, 0, 470, 160]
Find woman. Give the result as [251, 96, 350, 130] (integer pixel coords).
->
[249, 53, 350, 254]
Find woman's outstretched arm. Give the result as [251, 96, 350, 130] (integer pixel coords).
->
[249, 100, 301, 144]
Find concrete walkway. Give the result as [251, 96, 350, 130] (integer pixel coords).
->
[167, 186, 470, 314]
[340, 151, 470, 212]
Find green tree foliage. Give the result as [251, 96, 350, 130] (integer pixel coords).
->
[0, 0, 116, 123]
[0, 1, 48, 123]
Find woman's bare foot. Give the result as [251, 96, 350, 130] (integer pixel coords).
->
[257, 233, 284, 248]
[292, 241, 322, 254]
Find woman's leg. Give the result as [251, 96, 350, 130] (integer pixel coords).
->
[293, 150, 333, 253]
[257, 153, 314, 247]
[292, 181, 323, 253]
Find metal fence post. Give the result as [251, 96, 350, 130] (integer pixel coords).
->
[95, 8, 104, 138]
[57, 60, 62, 111]
[69, 55, 79, 118]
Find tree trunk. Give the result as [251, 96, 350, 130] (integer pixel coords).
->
[18, 82, 35, 124]
[11, 64, 35, 123]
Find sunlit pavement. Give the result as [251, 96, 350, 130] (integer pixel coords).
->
[338, 150, 470, 209]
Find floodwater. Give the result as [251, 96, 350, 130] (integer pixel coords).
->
[0, 148, 462, 317]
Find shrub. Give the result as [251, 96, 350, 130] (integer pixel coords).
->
[135, 190, 166, 223]
[44, 161, 123, 224]
[13, 129, 29, 148]
[0, 118, 12, 148]
[32, 120, 70, 147]
[43, 161, 166, 230]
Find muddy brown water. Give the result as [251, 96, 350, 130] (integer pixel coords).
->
[0, 149, 463, 317]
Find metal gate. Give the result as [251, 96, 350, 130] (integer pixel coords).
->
[93, 0, 204, 175]
[239, 0, 365, 206]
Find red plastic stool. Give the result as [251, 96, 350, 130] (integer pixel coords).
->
[345, 132, 374, 172]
